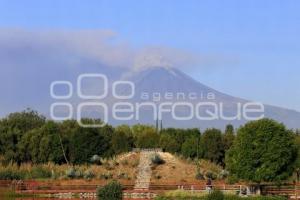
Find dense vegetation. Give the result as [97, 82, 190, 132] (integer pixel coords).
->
[0, 109, 229, 165]
[0, 109, 299, 184]
[226, 119, 297, 183]
[96, 181, 123, 200]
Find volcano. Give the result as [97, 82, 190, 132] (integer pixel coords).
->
[106, 66, 300, 130]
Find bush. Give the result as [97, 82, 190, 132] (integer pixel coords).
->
[227, 175, 239, 184]
[117, 172, 129, 180]
[75, 169, 83, 178]
[104, 162, 115, 170]
[90, 155, 102, 165]
[97, 181, 123, 200]
[84, 169, 95, 179]
[205, 171, 217, 180]
[30, 166, 52, 179]
[131, 159, 139, 167]
[120, 159, 129, 166]
[151, 154, 165, 165]
[65, 168, 76, 179]
[195, 172, 205, 180]
[0, 169, 25, 180]
[99, 172, 113, 180]
[154, 174, 162, 179]
[207, 190, 224, 200]
[218, 170, 229, 179]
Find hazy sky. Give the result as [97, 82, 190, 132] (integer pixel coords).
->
[0, 0, 300, 113]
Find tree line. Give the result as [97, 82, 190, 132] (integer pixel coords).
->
[0, 109, 299, 183]
[0, 109, 235, 165]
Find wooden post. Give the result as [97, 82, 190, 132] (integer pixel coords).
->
[295, 183, 297, 199]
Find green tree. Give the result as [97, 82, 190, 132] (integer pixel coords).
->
[181, 136, 200, 158]
[223, 124, 235, 151]
[202, 128, 224, 164]
[111, 130, 133, 154]
[294, 135, 300, 181]
[226, 119, 297, 183]
[115, 125, 132, 137]
[0, 109, 45, 163]
[18, 121, 65, 164]
[160, 128, 200, 154]
[136, 129, 159, 148]
[159, 133, 181, 153]
[68, 120, 113, 164]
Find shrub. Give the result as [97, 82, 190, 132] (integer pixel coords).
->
[30, 166, 52, 179]
[154, 174, 162, 179]
[131, 159, 139, 167]
[117, 172, 129, 179]
[205, 171, 217, 180]
[90, 155, 102, 165]
[75, 169, 83, 178]
[195, 172, 205, 180]
[218, 170, 229, 179]
[99, 172, 113, 180]
[65, 168, 76, 179]
[104, 162, 115, 170]
[207, 190, 224, 200]
[83, 169, 95, 179]
[151, 154, 165, 165]
[0, 169, 25, 180]
[96, 181, 123, 200]
[227, 175, 239, 184]
[120, 159, 129, 166]
[112, 159, 119, 167]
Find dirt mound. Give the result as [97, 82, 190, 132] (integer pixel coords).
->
[151, 152, 223, 184]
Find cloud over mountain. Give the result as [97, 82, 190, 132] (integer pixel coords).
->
[0, 28, 238, 117]
[0, 28, 237, 71]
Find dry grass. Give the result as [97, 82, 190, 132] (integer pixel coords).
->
[198, 159, 223, 176]
[0, 152, 225, 186]
[151, 152, 197, 184]
[0, 152, 140, 185]
[151, 152, 223, 184]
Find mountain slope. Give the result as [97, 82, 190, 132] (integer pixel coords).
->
[107, 66, 300, 129]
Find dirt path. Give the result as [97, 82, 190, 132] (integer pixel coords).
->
[134, 151, 154, 190]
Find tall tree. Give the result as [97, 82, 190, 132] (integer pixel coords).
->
[111, 130, 133, 154]
[223, 124, 235, 151]
[159, 134, 180, 153]
[136, 129, 159, 148]
[226, 119, 297, 183]
[181, 136, 200, 158]
[0, 109, 45, 163]
[202, 128, 224, 164]
[294, 135, 300, 182]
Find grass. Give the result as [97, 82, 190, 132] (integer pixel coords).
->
[155, 190, 287, 200]
[0, 152, 139, 181]
[151, 152, 225, 184]
[0, 187, 36, 199]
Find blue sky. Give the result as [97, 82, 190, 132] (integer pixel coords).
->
[0, 0, 300, 112]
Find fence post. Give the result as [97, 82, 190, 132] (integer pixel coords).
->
[295, 183, 297, 199]
[239, 185, 242, 196]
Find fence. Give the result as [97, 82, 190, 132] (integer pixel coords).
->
[11, 180, 300, 199]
